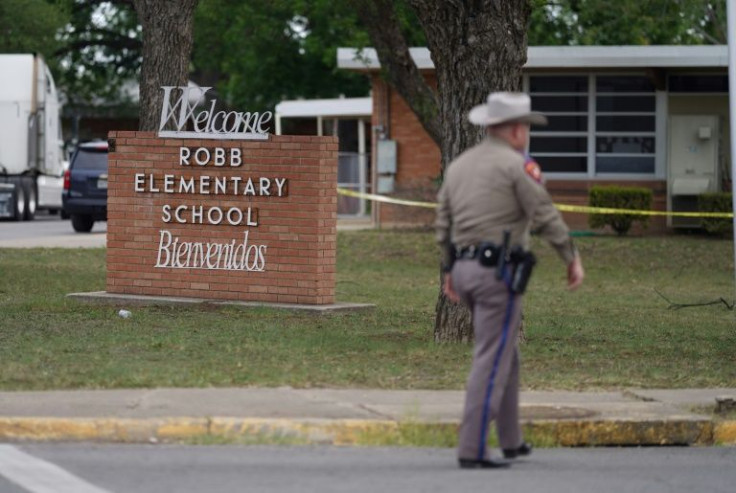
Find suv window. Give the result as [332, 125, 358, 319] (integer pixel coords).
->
[73, 149, 108, 170]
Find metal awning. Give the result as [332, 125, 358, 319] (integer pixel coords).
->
[274, 97, 372, 136]
[275, 97, 372, 118]
[338, 45, 730, 71]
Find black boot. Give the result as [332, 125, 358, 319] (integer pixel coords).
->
[502, 442, 533, 459]
[458, 458, 511, 469]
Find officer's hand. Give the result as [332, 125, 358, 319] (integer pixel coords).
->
[567, 255, 584, 291]
[443, 273, 461, 303]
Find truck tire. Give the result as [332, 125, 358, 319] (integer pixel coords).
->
[11, 183, 26, 221]
[22, 178, 36, 221]
[71, 214, 94, 232]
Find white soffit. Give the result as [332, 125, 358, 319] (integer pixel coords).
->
[528, 45, 728, 68]
[337, 47, 434, 70]
[337, 45, 729, 70]
[275, 97, 372, 118]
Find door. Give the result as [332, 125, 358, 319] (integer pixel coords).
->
[326, 118, 371, 217]
[667, 115, 719, 227]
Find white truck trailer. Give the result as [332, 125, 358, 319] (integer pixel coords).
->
[0, 54, 65, 220]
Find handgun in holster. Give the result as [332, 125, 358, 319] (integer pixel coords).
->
[509, 247, 537, 294]
[494, 230, 537, 294]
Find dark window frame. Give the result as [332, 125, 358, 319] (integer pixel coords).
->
[668, 74, 728, 93]
[529, 75, 589, 174]
[528, 72, 660, 177]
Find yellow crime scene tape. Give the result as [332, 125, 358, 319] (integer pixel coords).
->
[337, 188, 734, 219]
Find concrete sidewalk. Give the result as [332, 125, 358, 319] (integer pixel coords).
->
[1, 387, 734, 446]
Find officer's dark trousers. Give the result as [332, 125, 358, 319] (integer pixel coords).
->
[452, 259, 523, 461]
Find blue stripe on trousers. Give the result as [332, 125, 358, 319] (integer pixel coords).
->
[476, 278, 515, 461]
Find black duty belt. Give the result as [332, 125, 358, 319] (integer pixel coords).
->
[454, 237, 538, 295]
[456, 243, 501, 264]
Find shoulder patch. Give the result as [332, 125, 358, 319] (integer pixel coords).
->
[524, 157, 543, 184]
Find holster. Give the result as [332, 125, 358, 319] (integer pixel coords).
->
[509, 247, 537, 294]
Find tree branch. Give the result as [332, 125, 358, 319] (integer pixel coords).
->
[351, 0, 441, 146]
[655, 289, 734, 310]
[55, 34, 141, 57]
[705, 3, 727, 44]
[71, 0, 136, 14]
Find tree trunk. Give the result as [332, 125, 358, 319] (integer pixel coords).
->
[409, 1, 531, 343]
[408, 0, 530, 176]
[353, 0, 531, 343]
[435, 271, 474, 343]
[133, 0, 199, 131]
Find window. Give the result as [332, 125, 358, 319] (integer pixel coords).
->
[72, 148, 108, 170]
[528, 74, 658, 176]
[594, 76, 655, 174]
[529, 76, 588, 173]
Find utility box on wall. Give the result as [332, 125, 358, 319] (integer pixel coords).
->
[667, 115, 720, 228]
[376, 139, 397, 193]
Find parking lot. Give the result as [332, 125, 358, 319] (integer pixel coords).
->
[0, 212, 106, 248]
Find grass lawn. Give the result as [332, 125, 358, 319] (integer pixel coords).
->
[0, 230, 734, 390]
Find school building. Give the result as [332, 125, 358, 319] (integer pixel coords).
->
[278, 45, 731, 232]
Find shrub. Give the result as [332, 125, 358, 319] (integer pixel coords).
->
[698, 192, 733, 237]
[588, 186, 653, 236]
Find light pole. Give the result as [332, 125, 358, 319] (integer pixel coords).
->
[728, 0, 736, 308]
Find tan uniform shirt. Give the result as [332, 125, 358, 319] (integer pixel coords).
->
[435, 136, 575, 267]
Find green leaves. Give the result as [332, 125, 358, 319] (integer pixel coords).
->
[529, 0, 727, 46]
[55, 0, 141, 110]
[588, 185, 653, 236]
[191, 0, 372, 112]
[0, 0, 68, 56]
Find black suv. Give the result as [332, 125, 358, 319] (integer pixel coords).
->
[62, 141, 108, 232]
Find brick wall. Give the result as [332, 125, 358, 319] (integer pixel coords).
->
[371, 76, 441, 226]
[106, 131, 337, 304]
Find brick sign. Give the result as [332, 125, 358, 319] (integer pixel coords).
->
[106, 131, 338, 304]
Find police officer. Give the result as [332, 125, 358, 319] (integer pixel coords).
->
[435, 92, 584, 469]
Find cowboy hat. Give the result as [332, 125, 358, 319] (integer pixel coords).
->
[468, 92, 548, 127]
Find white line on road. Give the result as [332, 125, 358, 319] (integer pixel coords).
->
[0, 445, 113, 493]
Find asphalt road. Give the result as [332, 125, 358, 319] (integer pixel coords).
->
[1, 444, 734, 493]
[0, 213, 363, 248]
[0, 212, 106, 248]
